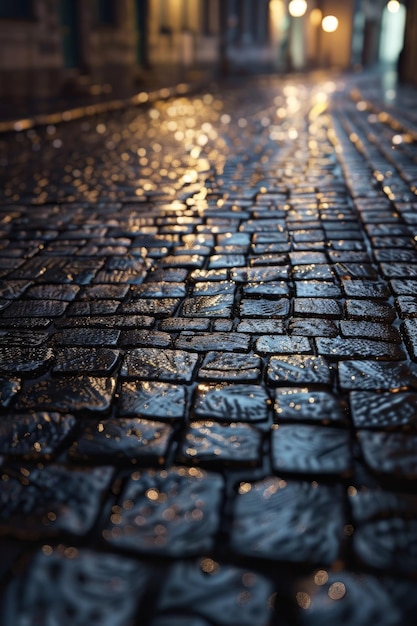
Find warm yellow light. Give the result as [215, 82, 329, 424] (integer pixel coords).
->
[289, 0, 308, 18]
[387, 0, 400, 13]
[310, 8, 322, 26]
[322, 15, 339, 32]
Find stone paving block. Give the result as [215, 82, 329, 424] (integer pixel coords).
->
[102, 467, 223, 557]
[130, 282, 187, 298]
[1, 546, 149, 626]
[120, 330, 172, 348]
[0, 464, 113, 539]
[267, 356, 333, 386]
[271, 425, 352, 476]
[53, 347, 120, 374]
[16, 376, 116, 414]
[350, 489, 417, 575]
[231, 476, 345, 565]
[178, 420, 263, 467]
[357, 430, 417, 479]
[236, 319, 285, 334]
[274, 388, 347, 425]
[294, 280, 342, 297]
[0, 330, 49, 347]
[198, 352, 262, 382]
[294, 298, 343, 318]
[181, 294, 234, 318]
[242, 281, 289, 298]
[0, 346, 54, 376]
[176, 332, 250, 352]
[0, 280, 31, 300]
[380, 263, 417, 279]
[231, 266, 289, 282]
[152, 559, 274, 626]
[121, 348, 198, 382]
[341, 279, 391, 299]
[0, 412, 76, 459]
[24, 283, 80, 301]
[350, 391, 417, 430]
[256, 335, 311, 354]
[291, 264, 334, 281]
[117, 298, 181, 317]
[339, 360, 417, 391]
[159, 317, 210, 332]
[69, 417, 174, 465]
[345, 299, 397, 322]
[118, 380, 187, 420]
[396, 296, 417, 318]
[79, 284, 130, 300]
[193, 383, 271, 422]
[53, 328, 120, 346]
[339, 321, 401, 343]
[66, 300, 121, 315]
[293, 571, 414, 626]
[209, 254, 246, 269]
[316, 338, 404, 360]
[289, 318, 339, 337]
[192, 281, 235, 296]
[240, 298, 290, 318]
[389, 279, 417, 295]
[1, 300, 68, 318]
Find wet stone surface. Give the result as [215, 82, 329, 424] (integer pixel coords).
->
[69, 418, 174, 465]
[102, 467, 223, 557]
[2, 546, 149, 626]
[1, 74, 417, 624]
[271, 425, 352, 476]
[178, 420, 263, 467]
[231, 477, 345, 565]
[121, 348, 199, 382]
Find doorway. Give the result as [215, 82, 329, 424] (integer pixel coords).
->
[59, 0, 81, 69]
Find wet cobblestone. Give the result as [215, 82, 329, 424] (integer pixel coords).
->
[1, 72, 417, 624]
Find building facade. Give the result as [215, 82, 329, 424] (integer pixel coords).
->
[0, 1, 414, 102]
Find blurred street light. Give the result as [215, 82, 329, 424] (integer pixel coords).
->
[288, 1, 308, 18]
[321, 15, 339, 33]
[387, 1, 401, 13]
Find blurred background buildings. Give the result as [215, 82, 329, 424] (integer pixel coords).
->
[0, 0, 415, 102]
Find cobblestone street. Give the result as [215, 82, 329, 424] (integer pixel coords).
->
[1, 70, 417, 625]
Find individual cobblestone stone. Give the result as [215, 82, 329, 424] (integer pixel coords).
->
[16, 376, 116, 414]
[350, 391, 417, 430]
[0, 464, 113, 539]
[152, 559, 274, 626]
[231, 477, 345, 565]
[1, 547, 150, 626]
[339, 360, 417, 391]
[69, 418, 174, 465]
[176, 332, 250, 352]
[0, 346, 54, 376]
[316, 337, 405, 360]
[102, 467, 223, 557]
[193, 383, 271, 422]
[178, 420, 263, 467]
[271, 425, 352, 476]
[0, 412, 76, 459]
[267, 355, 333, 386]
[350, 489, 417, 575]
[274, 388, 348, 425]
[52, 347, 120, 374]
[121, 348, 198, 382]
[118, 380, 187, 420]
[198, 352, 262, 382]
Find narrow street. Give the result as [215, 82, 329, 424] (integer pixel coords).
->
[1, 70, 417, 625]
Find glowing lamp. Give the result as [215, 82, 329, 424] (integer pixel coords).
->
[387, 0, 400, 13]
[289, 0, 308, 18]
[322, 15, 339, 33]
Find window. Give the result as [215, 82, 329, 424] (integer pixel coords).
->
[96, 0, 116, 25]
[0, 0, 33, 19]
